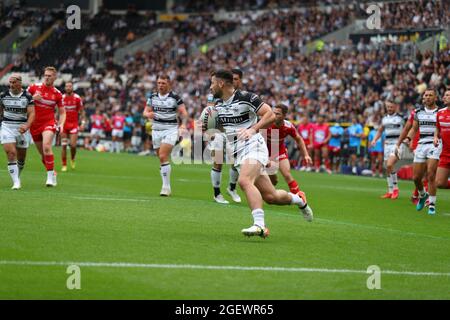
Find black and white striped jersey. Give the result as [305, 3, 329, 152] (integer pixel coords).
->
[414, 106, 439, 144]
[382, 113, 404, 144]
[214, 90, 265, 153]
[0, 90, 34, 125]
[146, 91, 184, 130]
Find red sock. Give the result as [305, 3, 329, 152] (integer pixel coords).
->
[314, 159, 320, 169]
[288, 180, 300, 194]
[44, 154, 54, 171]
[413, 188, 418, 197]
[447, 180, 450, 189]
[423, 179, 428, 192]
[62, 154, 67, 166]
[325, 159, 331, 170]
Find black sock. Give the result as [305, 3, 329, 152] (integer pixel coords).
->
[214, 187, 221, 197]
[229, 183, 236, 191]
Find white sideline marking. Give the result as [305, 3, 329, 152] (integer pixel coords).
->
[0, 260, 449, 277]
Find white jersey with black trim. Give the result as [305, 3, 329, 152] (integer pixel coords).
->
[146, 91, 183, 130]
[414, 106, 439, 144]
[0, 90, 34, 125]
[214, 90, 265, 155]
[382, 113, 404, 144]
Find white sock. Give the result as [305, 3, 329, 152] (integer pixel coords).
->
[160, 163, 171, 188]
[289, 192, 306, 207]
[229, 166, 239, 186]
[47, 170, 54, 180]
[391, 172, 398, 190]
[252, 209, 265, 228]
[387, 176, 393, 193]
[211, 168, 222, 188]
[8, 162, 19, 184]
[429, 195, 436, 205]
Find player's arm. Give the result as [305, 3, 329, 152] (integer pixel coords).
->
[143, 95, 154, 120]
[293, 134, 312, 164]
[324, 127, 332, 144]
[20, 104, 35, 134]
[239, 103, 275, 140]
[370, 125, 384, 147]
[404, 119, 419, 148]
[177, 103, 189, 130]
[434, 120, 441, 147]
[395, 120, 413, 148]
[0, 98, 3, 125]
[56, 96, 66, 130]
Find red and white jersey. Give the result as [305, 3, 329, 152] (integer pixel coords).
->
[91, 114, 105, 129]
[111, 115, 126, 130]
[62, 93, 83, 125]
[436, 108, 450, 158]
[27, 83, 63, 124]
[267, 120, 299, 154]
[408, 109, 420, 150]
[298, 123, 314, 145]
[312, 123, 330, 146]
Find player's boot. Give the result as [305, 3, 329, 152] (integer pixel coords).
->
[214, 194, 229, 204]
[160, 186, 171, 197]
[227, 187, 241, 203]
[46, 171, 57, 187]
[297, 191, 313, 222]
[380, 192, 392, 199]
[241, 225, 270, 239]
[61, 165, 67, 172]
[416, 193, 429, 211]
[70, 160, 76, 170]
[391, 189, 399, 200]
[11, 181, 21, 190]
[427, 204, 436, 215]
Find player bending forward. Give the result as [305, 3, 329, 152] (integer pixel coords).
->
[209, 70, 313, 239]
[0, 74, 35, 189]
[266, 104, 312, 194]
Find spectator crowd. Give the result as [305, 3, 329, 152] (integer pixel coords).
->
[2, 0, 449, 172]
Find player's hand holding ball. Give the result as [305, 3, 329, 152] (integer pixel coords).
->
[237, 127, 256, 141]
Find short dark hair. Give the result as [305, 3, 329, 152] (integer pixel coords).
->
[211, 70, 233, 84]
[231, 68, 243, 79]
[424, 88, 437, 95]
[158, 74, 171, 81]
[274, 103, 288, 115]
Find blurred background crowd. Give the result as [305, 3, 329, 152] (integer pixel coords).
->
[0, 0, 449, 173]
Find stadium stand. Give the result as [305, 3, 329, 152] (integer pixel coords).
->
[0, 0, 449, 171]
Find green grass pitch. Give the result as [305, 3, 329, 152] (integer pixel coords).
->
[0, 148, 449, 299]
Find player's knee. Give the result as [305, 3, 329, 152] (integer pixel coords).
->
[262, 191, 277, 204]
[6, 150, 16, 161]
[238, 176, 252, 190]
